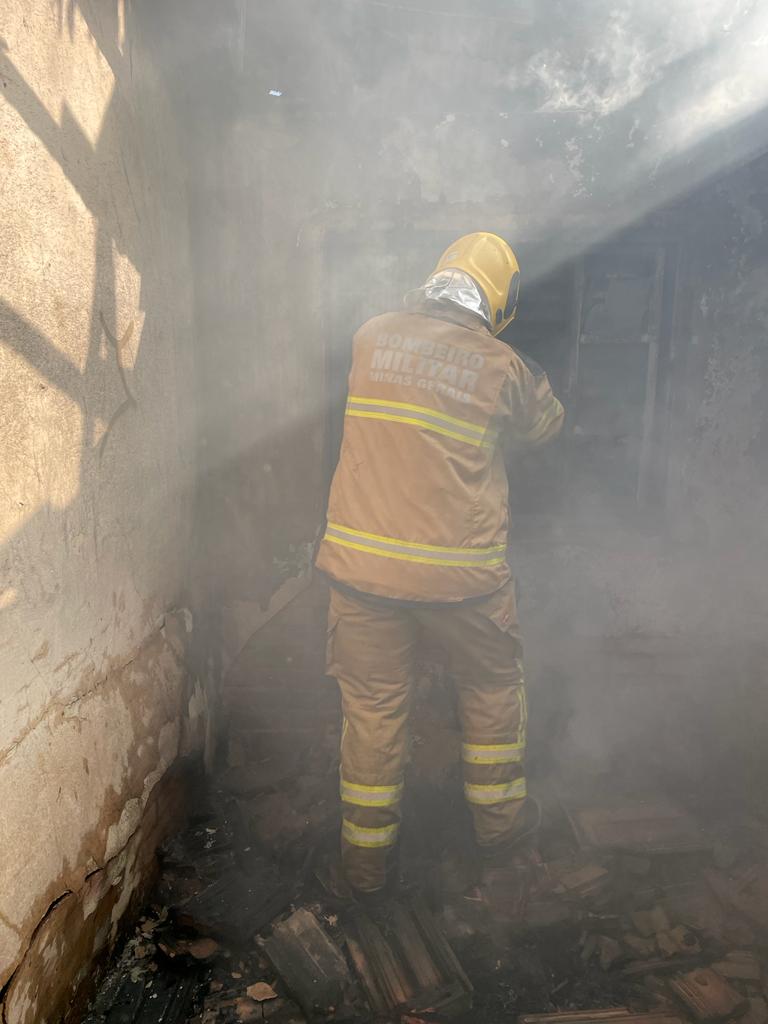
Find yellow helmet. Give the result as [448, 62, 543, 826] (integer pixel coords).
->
[432, 232, 520, 335]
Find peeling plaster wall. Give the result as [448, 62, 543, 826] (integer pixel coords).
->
[0, 1, 202, 1016]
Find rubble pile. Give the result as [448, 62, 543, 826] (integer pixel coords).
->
[83, 754, 768, 1024]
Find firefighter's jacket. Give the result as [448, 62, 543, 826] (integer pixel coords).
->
[316, 303, 564, 602]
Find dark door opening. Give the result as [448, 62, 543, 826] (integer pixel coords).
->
[503, 238, 678, 527]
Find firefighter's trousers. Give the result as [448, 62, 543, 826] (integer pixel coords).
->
[326, 581, 527, 893]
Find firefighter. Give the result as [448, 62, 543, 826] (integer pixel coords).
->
[316, 233, 564, 899]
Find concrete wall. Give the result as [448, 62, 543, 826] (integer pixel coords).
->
[166, 4, 333, 679]
[188, 111, 329, 675]
[0, 2, 204, 1019]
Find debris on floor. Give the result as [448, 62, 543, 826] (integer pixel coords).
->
[668, 967, 748, 1021]
[704, 867, 768, 932]
[553, 862, 613, 902]
[261, 907, 357, 1019]
[84, 759, 768, 1024]
[562, 796, 710, 855]
[174, 865, 291, 945]
[711, 951, 762, 981]
[519, 1012, 688, 1024]
[344, 896, 473, 1017]
[82, 940, 202, 1024]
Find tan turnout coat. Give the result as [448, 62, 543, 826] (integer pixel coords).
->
[316, 304, 564, 602]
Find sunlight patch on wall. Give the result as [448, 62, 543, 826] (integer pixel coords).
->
[3, 3, 116, 150]
[111, 243, 145, 372]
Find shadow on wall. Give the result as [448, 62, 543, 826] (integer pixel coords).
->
[0, 0, 179, 576]
[0, 0, 200, 1016]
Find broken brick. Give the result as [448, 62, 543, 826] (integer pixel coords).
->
[669, 967, 749, 1021]
[262, 908, 356, 1019]
[711, 953, 761, 982]
[562, 796, 708, 855]
[657, 927, 700, 958]
[343, 896, 472, 1018]
[597, 935, 623, 970]
[247, 981, 279, 1002]
[557, 864, 612, 899]
[624, 934, 658, 959]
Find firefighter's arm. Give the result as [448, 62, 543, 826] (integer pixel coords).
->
[500, 352, 564, 449]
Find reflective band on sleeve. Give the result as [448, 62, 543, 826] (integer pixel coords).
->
[462, 742, 524, 765]
[346, 396, 497, 449]
[342, 819, 399, 848]
[324, 522, 506, 568]
[528, 396, 564, 444]
[341, 778, 403, 807]
[464, 778, 527, 805]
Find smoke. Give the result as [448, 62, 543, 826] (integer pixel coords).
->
[527, 1, 759, 119]
[151, 0, 768, 794]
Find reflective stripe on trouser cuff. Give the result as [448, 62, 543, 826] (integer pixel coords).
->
[342, 819, 399, 848]
[462, 742, 524, 765]
[341, 778, 403, 807]
[464, 779, 527, 805]
[325, 522, 506, 568]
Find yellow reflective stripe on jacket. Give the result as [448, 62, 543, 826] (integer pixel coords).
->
[324, 522, 506, 568]
[342, 819, 399, 848]
[341, 778, 403, 808]
[462, 742, 524, 765]
[464, 778, 527, 805]
[346, 396, 496, 448]
[527, 394, 564, 444]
